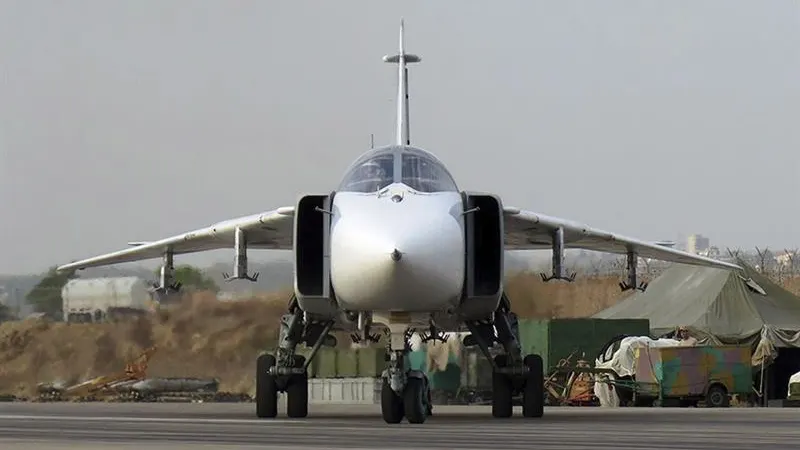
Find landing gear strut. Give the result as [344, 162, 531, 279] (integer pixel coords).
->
[255, 295, 337, 419]
[380, 325, 432, 424]
[464, 293, 544, 419]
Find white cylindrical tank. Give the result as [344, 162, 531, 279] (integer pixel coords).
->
[61, 277, 151, 320]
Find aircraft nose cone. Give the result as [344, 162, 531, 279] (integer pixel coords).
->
[391, 248, 402, 262]
[329, 192, 466, 312]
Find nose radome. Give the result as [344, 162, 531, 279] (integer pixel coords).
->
[329, 193, 466, 312]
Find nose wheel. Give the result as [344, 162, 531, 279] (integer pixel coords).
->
[403, 377, 431, 423]
[380, 326, 433, 424]
[381, 378, 405, 424]
[381, 372, 432, 424]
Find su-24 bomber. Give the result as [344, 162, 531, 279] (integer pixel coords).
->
[57, 20, 743, 424]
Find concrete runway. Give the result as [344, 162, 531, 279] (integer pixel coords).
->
[0, 402, 796, 449]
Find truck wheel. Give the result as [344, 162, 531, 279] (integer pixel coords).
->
[706, 384, 730, 408]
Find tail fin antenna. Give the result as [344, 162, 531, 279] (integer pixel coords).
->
[382, 19, 420, 146]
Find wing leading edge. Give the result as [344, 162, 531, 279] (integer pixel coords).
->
[503, 207, 741, 271]
[57, 206, 295, 272]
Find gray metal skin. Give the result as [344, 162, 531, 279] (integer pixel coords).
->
[57, 20, 743, 424]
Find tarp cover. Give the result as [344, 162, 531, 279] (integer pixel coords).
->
[592, 260, 800, 364]
[593, 336, 682, 407]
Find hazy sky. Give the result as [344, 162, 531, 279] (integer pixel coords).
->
[2, 1, 799, 275]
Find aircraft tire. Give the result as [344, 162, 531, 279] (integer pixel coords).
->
[256, 353, 278, 418]
[286, 354, 309, 418]
[491, 354, 513, 418]
[522, 354, 544, 418]
[286, 372, 309, 418]
[425, 375, 433, 416]
[403, 377, 428, 424]
[381, 378, 404, 424]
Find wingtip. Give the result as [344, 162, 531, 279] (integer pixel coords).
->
[56, 259, 86, 273]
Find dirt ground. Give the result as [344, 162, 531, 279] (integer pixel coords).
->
[2, 270, 791, 398]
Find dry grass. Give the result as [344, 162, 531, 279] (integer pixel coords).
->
[506, 272, 629, 318]
[0, 291, 288, 397]
[3, 270, 800, 397]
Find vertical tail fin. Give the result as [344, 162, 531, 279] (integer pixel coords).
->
[382, 19, 420, 146]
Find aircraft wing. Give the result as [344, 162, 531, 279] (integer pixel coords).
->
[57, 206, 295, 272]
[502, 207, 741, 270]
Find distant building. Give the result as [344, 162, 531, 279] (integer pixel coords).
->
[686, 234, 710, 255]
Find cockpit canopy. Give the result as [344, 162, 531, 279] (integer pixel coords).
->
[338, 148, 395, 193]
[338, 146, 458, 193]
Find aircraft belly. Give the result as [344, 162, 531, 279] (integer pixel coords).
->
[329, 190, 464, 313]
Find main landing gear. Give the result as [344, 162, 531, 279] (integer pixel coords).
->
[464, 294, 544, 419]
[255, 296, 336, 419]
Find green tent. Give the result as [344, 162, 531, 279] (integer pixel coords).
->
[592, 260, 800, 363]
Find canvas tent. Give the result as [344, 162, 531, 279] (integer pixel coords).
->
[592, 260, 800, 365]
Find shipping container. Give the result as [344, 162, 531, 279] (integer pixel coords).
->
[518, 318, 651, 373]
[62, 277, 153, 323]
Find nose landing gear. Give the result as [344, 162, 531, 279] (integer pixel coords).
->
[380, 325, 433, 424]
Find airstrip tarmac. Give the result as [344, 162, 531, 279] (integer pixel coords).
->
[0, 402, 795, 449]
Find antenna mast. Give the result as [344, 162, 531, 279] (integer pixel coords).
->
[383, 19, 420, 146]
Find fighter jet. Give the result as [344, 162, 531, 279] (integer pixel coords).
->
[57, 20, 741, 424]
